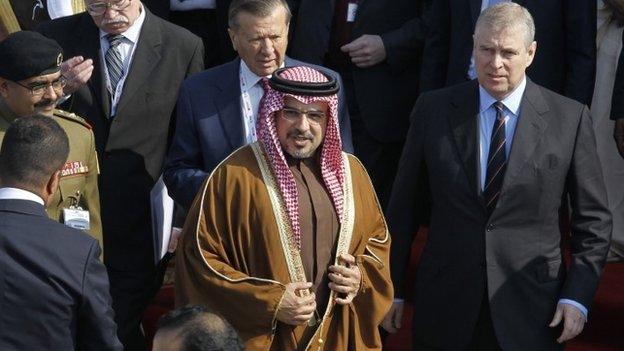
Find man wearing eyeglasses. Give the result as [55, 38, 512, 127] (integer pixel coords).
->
[36, 1, 204, 350]
[0, 31, 103, 254]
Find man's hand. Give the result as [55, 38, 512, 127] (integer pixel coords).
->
[614, 119, 624, 159]
[341, 34, 386, 68]
[549, 303, 585, 343]
[61, 56, 94, 95]
[276, 282, 316, 325]
[381, 300, 404, 333]
[328, 253, 361, 305]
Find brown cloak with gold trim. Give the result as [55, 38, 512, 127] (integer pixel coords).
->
[175, 143, 393, 350]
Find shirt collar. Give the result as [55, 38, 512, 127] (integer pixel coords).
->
[99, 3, 146, 44]
[240, 59, 285, 93]
[479, 76, 526, 116]
[0, 187, 45, 205]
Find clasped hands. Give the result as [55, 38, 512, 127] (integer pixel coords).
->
[276, 254, 361, 325]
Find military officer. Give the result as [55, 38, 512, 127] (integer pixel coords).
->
[0, 30, 103, 253]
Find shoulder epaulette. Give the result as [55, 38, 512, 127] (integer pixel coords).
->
[53, 109, 93, 130]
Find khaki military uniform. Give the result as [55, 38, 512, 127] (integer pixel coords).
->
[0, 100, 103, 256]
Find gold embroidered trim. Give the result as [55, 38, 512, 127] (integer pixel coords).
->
[194, 144, 283, 286]
[0, 0, 20, 34]
[251, 142, 308, 285]
[305, 152, 356, 351]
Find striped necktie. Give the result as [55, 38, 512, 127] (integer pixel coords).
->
[484, 101, 507, 216]
[105, 34, 124, 96]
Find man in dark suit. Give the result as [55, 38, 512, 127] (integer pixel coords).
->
[163, 0, 352, 210]
[0, 115, 121, 351]
[420, 0, 596, 106]
[36, 1, 204, 349]
[289, 0, 430, 207]
[383, 4, 611, 350]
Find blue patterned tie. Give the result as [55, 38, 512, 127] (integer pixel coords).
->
[105, 34, 124, 95]
[484, 102, 507, 216]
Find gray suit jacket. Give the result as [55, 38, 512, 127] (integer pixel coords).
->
[37, 9, 205, 271]
[387, 79, 612, 350]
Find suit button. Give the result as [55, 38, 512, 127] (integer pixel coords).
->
[486, 224, 494, 232]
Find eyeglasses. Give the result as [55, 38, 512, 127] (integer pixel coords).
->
[87, 0, 130, 15]
[280, 107, 326, 125]
[13, 76, 67, 96]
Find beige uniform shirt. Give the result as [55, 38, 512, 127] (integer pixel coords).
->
[0, 100, 103, 257]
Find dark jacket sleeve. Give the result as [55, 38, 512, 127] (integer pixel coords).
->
[561, 105, 612, 308]
[78, 242, 123, 351]
[163, 81, 209, 210]
[385, 95, 429, 298]
[380, 11, 429, 74]
[562, 0, 596, 105]
[611, 37, 624, 120]
[418, 0, 451, 93]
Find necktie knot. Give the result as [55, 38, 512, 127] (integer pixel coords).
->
[260, 77, 270, 93]
[494, 101, 504, 112]
[107, 34, 124, 47]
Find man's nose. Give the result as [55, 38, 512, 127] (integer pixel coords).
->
[260, 38, 274, 56]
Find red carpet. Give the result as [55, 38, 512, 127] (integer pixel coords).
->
[143, 230, 624, 350]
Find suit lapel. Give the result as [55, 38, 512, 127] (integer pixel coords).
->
[449, 81, 482, 199]
[75, 13, 110, 118]
[115, 9, 162, 115]
[501, 79, 548, 191]
[216, 59, 245, 149]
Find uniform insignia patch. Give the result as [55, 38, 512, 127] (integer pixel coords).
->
[61, 161, 89, 177]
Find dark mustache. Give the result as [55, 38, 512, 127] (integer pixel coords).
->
[34, 99, 55, 109]
[287, 131, 314, 139]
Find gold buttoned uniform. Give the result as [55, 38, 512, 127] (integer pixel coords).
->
[0, 102, 103, 258]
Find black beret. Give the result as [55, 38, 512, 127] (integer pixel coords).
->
[0, 31, 63, 82]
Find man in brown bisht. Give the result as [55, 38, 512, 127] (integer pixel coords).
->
[175, 65, 393, 350]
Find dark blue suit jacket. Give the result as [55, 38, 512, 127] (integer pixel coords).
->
[164, 57, 354, 209]
[0, 199, 121, 351]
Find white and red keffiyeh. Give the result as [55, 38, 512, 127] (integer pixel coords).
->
[256, 66, 344, 250]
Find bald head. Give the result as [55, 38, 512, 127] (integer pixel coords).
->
[153, 306, 243, 351]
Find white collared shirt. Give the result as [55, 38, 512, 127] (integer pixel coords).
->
[477, 77, 525, 190]
[99, 4, 146, 116]
[239, 60, 284, 144]
[0, 187, 45, 206]
[169, 0, 216, 11]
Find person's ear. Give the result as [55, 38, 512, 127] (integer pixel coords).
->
[43, 170, 61, 206]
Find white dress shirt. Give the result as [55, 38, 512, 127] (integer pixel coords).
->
[99, 4, 146, 116]
[0, 187, 45, 205]
[238, 60, 284, 144]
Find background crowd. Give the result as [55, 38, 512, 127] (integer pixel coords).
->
[1, 0, 624, 350]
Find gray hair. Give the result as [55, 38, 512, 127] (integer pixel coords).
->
[228, 0, 291, 29]
[475, 2, 535, 47]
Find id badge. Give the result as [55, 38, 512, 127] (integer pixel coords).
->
[347, 2, 358, 22]
[63, 208, 91, 230]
